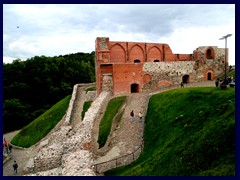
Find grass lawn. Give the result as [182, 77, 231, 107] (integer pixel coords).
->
[11, 95, 71, 148]
[105, 87, 235, 176]
[82, 101, 93, 120]
[98, 96, 126, 148]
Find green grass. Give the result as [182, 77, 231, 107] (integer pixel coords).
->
[81, 101, 93, 120]
[105, 87, 235, 176]
[11, 95, 71, 148]
[98, 96, 126, 148]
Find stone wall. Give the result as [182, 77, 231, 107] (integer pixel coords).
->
[63, 84, 78, 126]
[23, 85, 110, 176]
[101, 75, 113, 94]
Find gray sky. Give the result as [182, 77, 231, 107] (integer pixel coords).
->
[3, 4, 235, 65]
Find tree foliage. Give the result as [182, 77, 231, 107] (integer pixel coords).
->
[3, 52, 95, 133]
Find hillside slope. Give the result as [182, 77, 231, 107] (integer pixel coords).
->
[105, 87, 235, 176]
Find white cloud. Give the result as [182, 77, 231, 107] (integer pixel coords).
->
[3, 4, 235, 65]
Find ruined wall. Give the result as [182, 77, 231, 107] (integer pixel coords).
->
[142, 61, 193, 91]
[23, 86, 110, 176]
[95, 37, 227, 95]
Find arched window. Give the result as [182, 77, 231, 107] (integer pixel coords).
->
[206, 48, 215, 59]
[134, 59, 141, 63]
[154, 59, 160, 62]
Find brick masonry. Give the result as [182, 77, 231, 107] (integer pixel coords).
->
[95, 37, 228, 95]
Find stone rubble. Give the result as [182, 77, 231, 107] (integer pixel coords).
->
[23, 84, 110, 176]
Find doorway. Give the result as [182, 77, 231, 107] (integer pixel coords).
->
[182, 75, 190, 83]
[131, 83, 139, 93]
[207, 72, 212, 80]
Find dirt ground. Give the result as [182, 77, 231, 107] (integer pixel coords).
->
[3, 130, 38, 176]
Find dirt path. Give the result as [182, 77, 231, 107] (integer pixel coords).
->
[93, 93, 149, 165]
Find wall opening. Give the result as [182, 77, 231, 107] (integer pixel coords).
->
[207, 72, 212, 80]
[134, 59, 140, 63]
[182, 75, 190, 83]
[131, 83, 139, 93]
[206, 48, 214, 59]
[154, 59, 160, 62]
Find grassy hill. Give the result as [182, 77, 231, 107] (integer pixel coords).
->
[98, 96, 126, 148]
[11, 95, 71, 148]
[105, 87, 235, 176]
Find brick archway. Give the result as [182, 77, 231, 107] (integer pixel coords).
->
[204, 69, 214, 80]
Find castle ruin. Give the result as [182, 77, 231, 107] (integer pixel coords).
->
[95, 37, 228, 95]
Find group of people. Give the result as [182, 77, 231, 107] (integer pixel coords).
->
[215, 76, 234, 87]
[130, 110, 143, 123]
[3, 138, 12, 155]
[3, 137, 18, 175]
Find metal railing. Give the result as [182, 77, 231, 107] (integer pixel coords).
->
[94, 141, 144, 173]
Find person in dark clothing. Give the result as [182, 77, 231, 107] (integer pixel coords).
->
[9, 144, 12, 153]
[215, 78, 219, 87]
[13, 160, 18, 175]
[130, 110, 134, 123]
[180, 82, 184, 88]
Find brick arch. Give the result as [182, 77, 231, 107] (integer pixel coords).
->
[164, 45, 174, 61]
[204, 69, 215, 80]
[129, 44, 144, 63]
[110, 43, 126, 63]
[143, 74, 152, 84]
[205, 46, 216, 59]
[147, 46, 162, 62]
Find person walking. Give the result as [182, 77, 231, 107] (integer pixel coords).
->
[138, 111, 143, 122]
[9, 144, 12, 153]
[13, 160, 18, 175]
[215, 78, 219, 87]
[3, 139, 8, 154]
[180, 82, 184, 88]
[130, 110, 134, 123]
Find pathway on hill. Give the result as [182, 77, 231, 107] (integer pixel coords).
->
[92, 80, 215, 167]
[93, 93, 150, 164]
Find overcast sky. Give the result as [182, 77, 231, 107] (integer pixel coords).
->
[3, 4, 235, 65]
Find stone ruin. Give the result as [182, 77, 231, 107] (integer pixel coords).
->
[23, 84, 110, 176]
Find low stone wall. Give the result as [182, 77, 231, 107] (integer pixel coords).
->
[63, 84, 78, 126]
